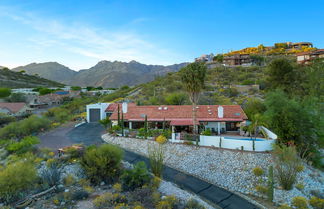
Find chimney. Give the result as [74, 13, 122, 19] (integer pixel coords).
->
[122, 102, 128, 113]
[218, 106, 224, 118]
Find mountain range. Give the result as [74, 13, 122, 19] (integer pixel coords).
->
[11, 61, 188, 88]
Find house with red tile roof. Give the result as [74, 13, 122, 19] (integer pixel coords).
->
[0, 102, 31, 116]
[89, 103, 248, 135]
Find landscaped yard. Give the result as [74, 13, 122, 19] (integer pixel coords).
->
[102, 134, 324, 207]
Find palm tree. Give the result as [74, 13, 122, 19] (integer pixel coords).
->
[248, 113, 268, 150]
[180, 62, 207, 144]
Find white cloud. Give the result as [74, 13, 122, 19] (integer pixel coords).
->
[0, 6, 185, 69]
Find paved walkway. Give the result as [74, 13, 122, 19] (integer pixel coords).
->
[40, 123, 260, 209]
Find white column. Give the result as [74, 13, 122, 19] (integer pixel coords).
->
[129, 121, 132, 129]
[172, 126, 175, 133]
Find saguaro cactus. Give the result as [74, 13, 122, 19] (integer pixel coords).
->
[267, 165, 274, 202]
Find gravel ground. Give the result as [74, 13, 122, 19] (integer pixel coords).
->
[103, 134, 324, 207]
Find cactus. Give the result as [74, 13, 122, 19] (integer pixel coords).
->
[144, 115, 148, 139]
[252, 139, 255, 151]
[121, 112, 124, 136]
[219, 137, 222, 148]
[267, 165, 274, 202]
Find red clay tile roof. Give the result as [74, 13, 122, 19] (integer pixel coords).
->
[0, 102, 27, 113]
[106, 103, 119, 112]
[109, 103, 248, 122]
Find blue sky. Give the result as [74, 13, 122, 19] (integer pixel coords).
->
[0, 0, 323, 70]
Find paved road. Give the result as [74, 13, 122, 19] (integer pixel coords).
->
[42, 123, 259, 209]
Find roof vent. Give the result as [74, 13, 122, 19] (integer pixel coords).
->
[209, 112, 212, 115]
[158, 107, 162, 110]
[196, 106, 199, 109]
[164, 107, 168, 110]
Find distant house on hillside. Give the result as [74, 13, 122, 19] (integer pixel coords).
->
[11, 88, 39, 95]
[223, 54, 252, 66]
[0, 102, 31, 116]
[296, 49, 324, 64]
[288, 42, 313, 49]
[195, 54, 214, 62]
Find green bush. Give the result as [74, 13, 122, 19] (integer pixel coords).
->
[81, 144, 123, 184]
[292, 196, 308, 209]
[185, 198, 205, 209]
[201, 128, 212, 136]
[273, 145, 302, 190]
[45, 107, 71, 123]
[309, 196, 324, 209]
[93, 192, 127, 209]
[121, 161, 151, 191]
[0, 115, 50, 139]
[40, 163, 61, 187]
[148, 144, 165, 178]
[0, 161, 37, 203]
[278, 204, 292, 209]
[255, 185, 268, 195]
[295, 183, 304, 191]
[6, 136, 40, 154]
[252, 167, 264, 177]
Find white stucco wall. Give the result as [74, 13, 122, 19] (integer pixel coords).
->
[86, 103, 110, 122]
[199, 135, 274, 151]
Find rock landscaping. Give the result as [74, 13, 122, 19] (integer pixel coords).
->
[102, 134, 324, 208]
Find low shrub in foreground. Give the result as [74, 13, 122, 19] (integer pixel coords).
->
[148, 144, 165, 178]
[185, 198, 206, 209]
[156, 135, 167, 144]
[93, 192, 127, 209]
[81, 144, 123, 184]
[291, 196, 308, 209]
[121, 161, 151, 191]
[273, 145, 302, 190]
[309, 196, 324, 209]
[0, 161, 37, 203]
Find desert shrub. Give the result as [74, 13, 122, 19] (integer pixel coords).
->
[129, 187, 155, 208]
[156, 195, 178, 209]
[40, 163, 61, 187]
[185, 198, 205, 209]
[296, 165, 304, 173]
[81, 144, 123, 184]
[6, 136, 40, 154]
[0, 161, 37, 203]
[0, 115, 50, 139]
[64, 174, 76, 186]
[113, 183, 122, 192]
[71, 189, 89, 200]
[292, 196, 308, 209]
[64, 145, 84, 160]
[138, 128, 147, 138]
[295, 183, 304, 191]
[121, 161, 151, 191]
[156, 135, 167, 144]
[309, 196, 324, 209]
[278, 204, 292, 209]
[45, 107, 71, 123]
[273, 145, 302, 190]
[93, 192, 127, 209]
[255, 185, 268, 195]
[148, 144, 165, 177]
[201, 128, 212, 136]
[252, 167, 264, 177]
[151, 176, 161, 189]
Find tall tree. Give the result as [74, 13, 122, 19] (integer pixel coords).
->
[0, 88, 11, 98]
[180, 62, 207, 142]
[266, 58, 298, 94]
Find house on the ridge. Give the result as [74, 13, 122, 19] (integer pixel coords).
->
[87, 102, 248, 135]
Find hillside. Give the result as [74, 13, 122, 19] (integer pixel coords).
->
[0, 68, 63, 88]
[11, 61, 188, 88]
[128, 65, 266, 106]
[12, 62, 77, 85]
